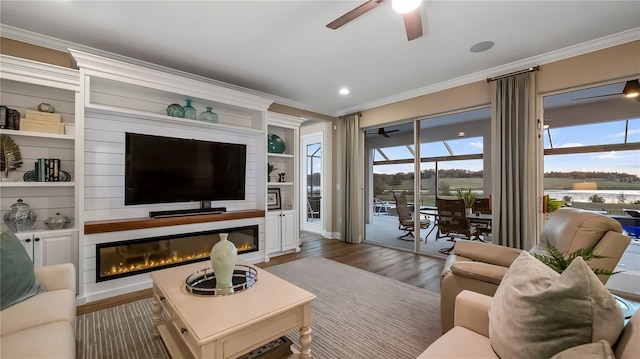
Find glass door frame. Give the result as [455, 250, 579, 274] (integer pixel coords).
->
[301, 132, 324, 234]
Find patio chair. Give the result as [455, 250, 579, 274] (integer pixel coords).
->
[393, 194, 430, 240]
[472, 197, 492, 240]
[373, 198, 390, 215]
[436, 198, 476, 253]
[307, 200, 319, 221]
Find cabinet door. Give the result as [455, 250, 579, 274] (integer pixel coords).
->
[37, 232, 73, 267]
[265, 213, 282, 254]
[281, 211, 297, 251]
[14, 233, 34, 262]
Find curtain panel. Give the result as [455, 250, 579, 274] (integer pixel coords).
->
[490, 72, 538, 250]
[340, 113, 364, 243]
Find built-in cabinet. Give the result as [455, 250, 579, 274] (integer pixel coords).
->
[15, 229, 77, 268]
[265, 210, 297, 255]
[0, 54, 81, 272]
[265, 113, 305, 259]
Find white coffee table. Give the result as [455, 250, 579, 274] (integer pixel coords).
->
[150, 261, 315, 359]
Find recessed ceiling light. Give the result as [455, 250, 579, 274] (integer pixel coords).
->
[470, 41, 495, 53]
[339, 88, 350, 95]
[458, 132, 465, 137]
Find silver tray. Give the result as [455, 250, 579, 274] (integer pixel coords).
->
[185, 264, 258, 296]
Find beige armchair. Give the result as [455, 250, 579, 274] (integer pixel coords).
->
[419, 290, 639, 359]
[440, 207, 631, 333]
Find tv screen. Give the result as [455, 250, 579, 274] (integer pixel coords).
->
[125, 133, 246, 205]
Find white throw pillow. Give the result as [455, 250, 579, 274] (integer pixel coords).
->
[489, 251, 624, 359]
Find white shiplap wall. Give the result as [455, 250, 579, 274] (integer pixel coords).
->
[83, 111, 259, 221]
[80, 107, 264, 302]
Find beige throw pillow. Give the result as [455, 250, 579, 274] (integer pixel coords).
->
[489, 251, 624, 359]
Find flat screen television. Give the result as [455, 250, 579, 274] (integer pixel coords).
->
[125, 132, 246, 205]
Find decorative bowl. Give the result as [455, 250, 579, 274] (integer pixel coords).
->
[37, 103, 55, 113]
[44, 212, 71, 230]
[267, 134, 286, 154]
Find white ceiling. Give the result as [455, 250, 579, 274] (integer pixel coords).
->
[1, 1, 639, 117]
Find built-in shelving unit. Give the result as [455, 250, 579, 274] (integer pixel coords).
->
[0, 54, 81, 273]
[265, 112, 305, 259]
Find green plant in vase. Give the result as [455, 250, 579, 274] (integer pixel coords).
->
[267, 162, 277, 182]
[456, 188, 476, 215]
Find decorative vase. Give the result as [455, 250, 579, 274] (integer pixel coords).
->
[210, 233, 237, 295]
[465, 207, 473, 217]
[183, 99, 196, 120]
[166, 103, 185, 118]
[3, 199, 37, 232]
[200, 106, 218, 123]
[267, 134, 286, 154]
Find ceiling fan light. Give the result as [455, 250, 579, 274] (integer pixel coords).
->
[622, 79, 640, 98]
[392, 0, 421, 14]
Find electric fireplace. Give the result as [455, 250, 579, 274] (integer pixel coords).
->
[96, 225, 258, 282]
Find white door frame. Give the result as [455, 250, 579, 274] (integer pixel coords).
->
[301, 132, 324, 234]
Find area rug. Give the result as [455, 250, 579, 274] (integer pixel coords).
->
[76, 257, 442, 359]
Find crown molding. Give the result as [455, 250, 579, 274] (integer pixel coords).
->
[336, 27, 640, 116]
[3, 24, 638, 118]
[0, 24, 333, 115]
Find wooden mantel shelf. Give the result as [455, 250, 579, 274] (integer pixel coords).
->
[84, 209, 265, 234]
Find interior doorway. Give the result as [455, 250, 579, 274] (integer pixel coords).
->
[302, 132, 323, 234]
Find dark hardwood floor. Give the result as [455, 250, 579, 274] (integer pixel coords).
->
[76, 237, 445, 315]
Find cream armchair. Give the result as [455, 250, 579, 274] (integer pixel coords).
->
[440, 208, 631, 333]
[419, 290, 639, 359]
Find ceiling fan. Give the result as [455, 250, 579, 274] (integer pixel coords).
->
[326, 0, 423, 41]
[572, 79, 640, 102]
[377, 127, 400, 137]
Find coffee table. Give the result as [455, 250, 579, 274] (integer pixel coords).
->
[150, 261, 315, 359]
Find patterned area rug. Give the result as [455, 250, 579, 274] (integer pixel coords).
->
[76, 257, 442, 359]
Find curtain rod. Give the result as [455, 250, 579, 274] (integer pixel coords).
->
[339, 111, 362, 119]
[486, 66, 539, 82]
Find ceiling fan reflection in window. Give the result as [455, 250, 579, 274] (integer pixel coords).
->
[376, 127, 400, 138]
[326, 0, 424, 41]
[572, 79, 640, 102]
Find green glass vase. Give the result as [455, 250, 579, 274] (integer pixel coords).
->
[183, 99, 196, 120]
[200, 106, 219, 123]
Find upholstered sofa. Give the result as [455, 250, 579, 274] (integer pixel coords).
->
[440, 208, 631, 332]
[0, 261, 77, 357]
[418, 290, 639, 359]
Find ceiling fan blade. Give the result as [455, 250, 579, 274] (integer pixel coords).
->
[326, 0, 385, 30]
[403, 9, 423, 41]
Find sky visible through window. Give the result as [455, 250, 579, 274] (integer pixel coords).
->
[373, 119, 639, 176]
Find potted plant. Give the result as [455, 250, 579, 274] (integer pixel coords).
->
[267, 162, 276, 182]
[456, 188, 476, 216]
[532, 242, 617, 276]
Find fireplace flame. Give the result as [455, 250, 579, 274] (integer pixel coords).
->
[102, 242, 255, 278]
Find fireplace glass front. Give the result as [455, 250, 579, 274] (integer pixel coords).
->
[96, 225, 258, 282]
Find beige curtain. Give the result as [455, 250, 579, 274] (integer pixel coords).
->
[490, 72, 538, 250]
[340, 113, 363, 243]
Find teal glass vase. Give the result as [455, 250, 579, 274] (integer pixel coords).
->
[183, 99, 196, 120]
[200, 106, 218, 123]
